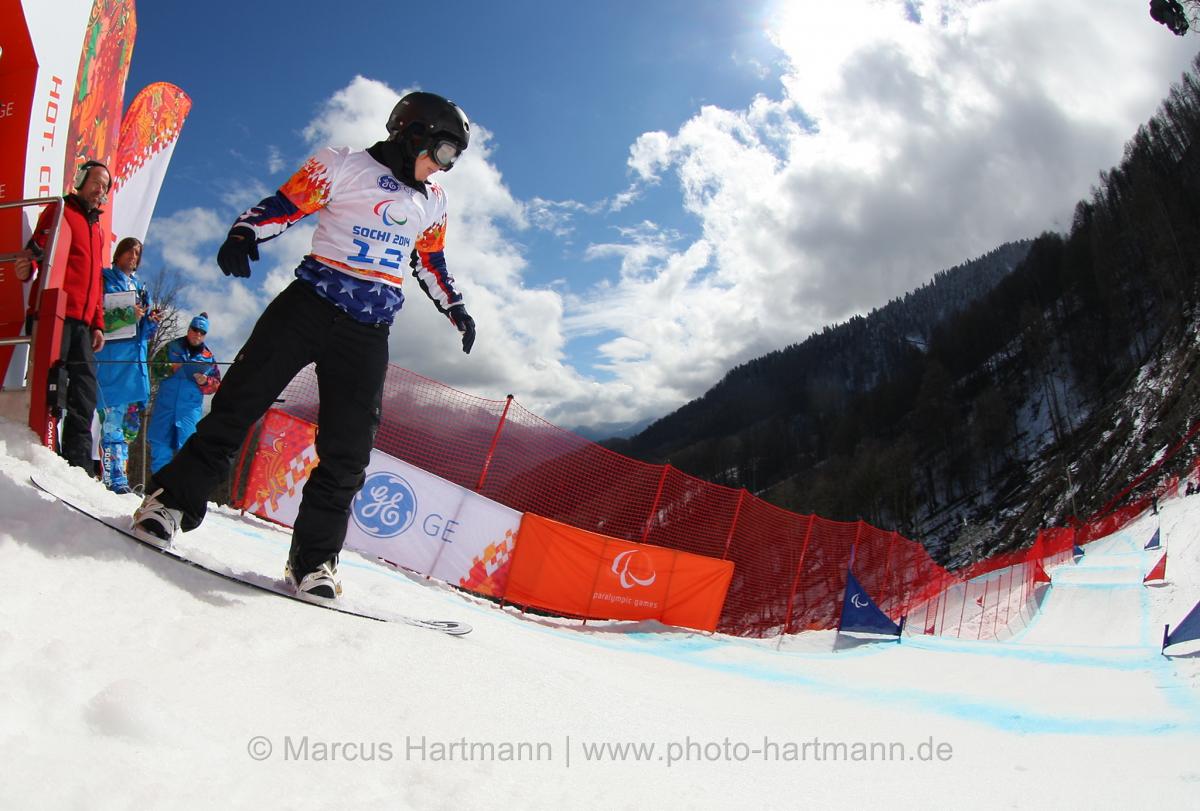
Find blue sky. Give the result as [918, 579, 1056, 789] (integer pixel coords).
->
[123, 0, 1196, 430]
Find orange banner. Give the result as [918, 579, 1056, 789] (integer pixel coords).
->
[506, 513, 734, 632]
[238, 407, 319, 522]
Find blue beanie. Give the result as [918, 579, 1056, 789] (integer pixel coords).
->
[190, 312, 210, 333]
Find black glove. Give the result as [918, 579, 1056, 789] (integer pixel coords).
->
[448, 304, 476, 354]
[217, 226, 259, 278]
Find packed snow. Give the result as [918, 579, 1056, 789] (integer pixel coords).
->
[2, 414, 1199, 808]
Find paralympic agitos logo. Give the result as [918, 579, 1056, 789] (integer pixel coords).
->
[610, 549, 657, 589]
[373, 199, 408, 227]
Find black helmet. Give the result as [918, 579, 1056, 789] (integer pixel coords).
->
[386, 92, 470, 170]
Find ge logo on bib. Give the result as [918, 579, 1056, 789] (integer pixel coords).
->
[352, 472, 417, 538]
[377, 175, 401, 192]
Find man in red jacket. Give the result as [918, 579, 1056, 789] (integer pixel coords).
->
[14, 160, 110, 471]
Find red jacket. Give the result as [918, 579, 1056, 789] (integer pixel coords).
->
[28, 195, 106, 330]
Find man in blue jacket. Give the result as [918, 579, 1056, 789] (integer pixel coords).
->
[146, 313, 221, 474]
[95, 237, 159, 493]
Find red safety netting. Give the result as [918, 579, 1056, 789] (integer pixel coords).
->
[230, 361, 1195, 638]
[233, 363, 953, 635]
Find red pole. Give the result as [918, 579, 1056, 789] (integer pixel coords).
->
[782, 514, 816, 635]
[26, 200, 68, 449]
[977, 579, 990, 640]
[835, 533, 862, 633]
[475, 394, 513, 492]
[993, 569, 1005, 638]
[938, 576, 950, 635]
[29, 288, 66, 449]
[956, 580, 968, 638]
[1022, 562, 1033, 622]
[998, 563, 1008, 633]
[880, 532, 897, 612]
[641, 464, 670, 542]
[720, 489, 746, 560]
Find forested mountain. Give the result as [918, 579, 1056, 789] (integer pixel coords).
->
[606, 240, 1031, 488]
[605, 54, 1200, 566]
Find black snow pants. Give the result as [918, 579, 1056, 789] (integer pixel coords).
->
[154, 280, 389, 577]
[59, 318, 99, 471]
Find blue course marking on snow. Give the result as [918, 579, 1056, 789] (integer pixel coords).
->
[1075, 549, 1138, 561]
[489, 613, 1200, 735]
[1060, 564, 1147, 573]
[1154, 642, 1200, 717]
[623, 631, 892, 661]
[1005, 584, 1054, 644]
[462, 574, 1200, 736]
[607, 638, 1200, 736]
[1139, 575, 1152, 648]
[1047, 582, 1145, 591]
[204, 511, 1200, 735]
[903, 636, 1161, 669]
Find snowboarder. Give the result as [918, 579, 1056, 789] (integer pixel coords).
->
[132, 91, 476, 602]
[95, 237, 160, 493]
[145, 313, 221, 474]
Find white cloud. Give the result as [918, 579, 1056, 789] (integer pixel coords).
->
[266, 145, 285, 174]
[199, 76, 597, 417]
[628, 131, 674, 182]
[217, 177, 271, 213]
[300, 75, 410, 149]
[147, 207, 226, 277]
[608, 185, 641, 212]
[145, 206, 282, 362]
[560, 0, 1197, 425]
[526, 197, 591, 238]
[141, 6, 1198, 430]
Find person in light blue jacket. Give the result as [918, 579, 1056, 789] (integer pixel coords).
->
[95, 237, 160, 493]
[147, 312, 221, 474]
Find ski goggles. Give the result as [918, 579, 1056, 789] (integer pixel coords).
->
[430, 139, 462, 169]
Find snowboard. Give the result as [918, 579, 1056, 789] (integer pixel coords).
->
[30, 476, 472, 636]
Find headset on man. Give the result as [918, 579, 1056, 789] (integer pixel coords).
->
[72, 160, 112, 203]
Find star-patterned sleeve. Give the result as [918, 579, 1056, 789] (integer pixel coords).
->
[409, 214, 462, 313]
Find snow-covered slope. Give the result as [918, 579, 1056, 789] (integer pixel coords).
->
[2, 415, 1198, 809]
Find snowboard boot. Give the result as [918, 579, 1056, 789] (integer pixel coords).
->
[285, 557, 342, 602]
[132, 488, 182, 548]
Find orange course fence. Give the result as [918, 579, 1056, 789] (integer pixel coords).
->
[505, 514, 733, 632]
[230, 361, 1179, 637]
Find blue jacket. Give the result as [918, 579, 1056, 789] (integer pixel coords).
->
[153, 336, 221, 423]
[95, 267, 158, 409]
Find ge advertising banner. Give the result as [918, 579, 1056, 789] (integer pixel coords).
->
[239, 409, 519, 598]
[346, 449, 521, 596]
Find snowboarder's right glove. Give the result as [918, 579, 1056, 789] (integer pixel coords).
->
[448, 304, 476, 355]
[217, 226, 259, 278]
